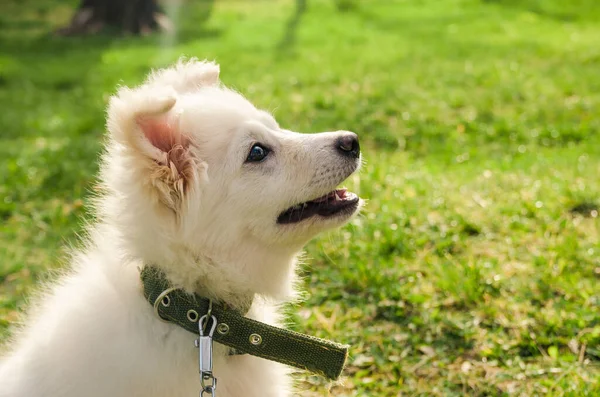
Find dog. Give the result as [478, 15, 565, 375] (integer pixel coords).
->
[0, 59, 362, 397]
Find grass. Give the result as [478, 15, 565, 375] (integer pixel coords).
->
[1, 0, 600, 395]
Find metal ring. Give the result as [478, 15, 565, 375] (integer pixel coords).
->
[187, 309, 199, 322]
[153, 287, 179, 323]
[206, 299, 213, 318]
[249, 333, 262, 345]
[217, 323, 229, 335]
[200, 300, 214, 333]
[201, 376, 217, 396]
[199, 315, 218, 336]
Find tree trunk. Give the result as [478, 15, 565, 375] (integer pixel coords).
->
[57, 0, 172, 36]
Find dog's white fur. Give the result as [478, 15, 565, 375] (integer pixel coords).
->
[0, 59, 361, 397]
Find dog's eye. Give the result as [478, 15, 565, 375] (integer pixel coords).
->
[246, 144, 270, 162]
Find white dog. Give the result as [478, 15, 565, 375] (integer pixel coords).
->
[0, 59, 362, 397]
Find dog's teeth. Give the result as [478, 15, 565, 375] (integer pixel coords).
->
[292, 204, 303, 210]
[302, 203, 308, 208]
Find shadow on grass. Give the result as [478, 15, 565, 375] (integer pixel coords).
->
[276, 0, 307, 53]
[0, 0, 220, 209]
[481, 0, 600, 21]
[0, 0, 219, 139]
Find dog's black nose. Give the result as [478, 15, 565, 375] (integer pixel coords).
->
[336, 132, 360, 159]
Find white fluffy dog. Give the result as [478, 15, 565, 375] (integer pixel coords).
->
[0, 59, 362, 397]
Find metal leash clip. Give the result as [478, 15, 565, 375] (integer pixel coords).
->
[195, 313, 218, 397]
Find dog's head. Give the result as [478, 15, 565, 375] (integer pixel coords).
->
[102, 59, 362, 295]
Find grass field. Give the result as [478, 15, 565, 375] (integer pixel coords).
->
[1, 0, 600, 395]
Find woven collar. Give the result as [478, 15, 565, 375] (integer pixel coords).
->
[140, 266, 348, 380]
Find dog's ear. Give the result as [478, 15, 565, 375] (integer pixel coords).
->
[107, 86, 202, 209]
[147, 58, 220, 94]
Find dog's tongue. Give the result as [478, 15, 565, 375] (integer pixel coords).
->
[310, 188, 348, 203]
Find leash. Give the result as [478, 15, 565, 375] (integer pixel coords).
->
[141, 267, 348, 396]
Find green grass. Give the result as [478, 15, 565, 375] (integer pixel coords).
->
[1, 0, 600, 395]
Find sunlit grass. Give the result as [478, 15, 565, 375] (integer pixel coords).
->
[1, 0, 599, 395]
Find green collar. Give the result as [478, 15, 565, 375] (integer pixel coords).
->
[141, 267, 348, 380]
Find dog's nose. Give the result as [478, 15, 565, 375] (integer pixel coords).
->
[335, 132, 360, 159]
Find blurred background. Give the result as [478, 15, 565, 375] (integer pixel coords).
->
[1, 0, 599, 395]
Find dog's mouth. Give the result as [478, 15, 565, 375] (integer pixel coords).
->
[277, 188, 360, 224]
